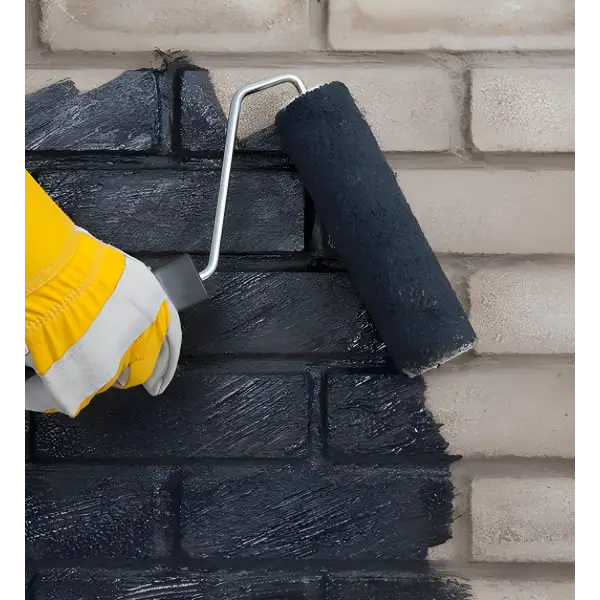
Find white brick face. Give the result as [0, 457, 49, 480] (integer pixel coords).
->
[471, 69, 575, 152]
[398, 170, 574, 254]
[469, 261, 575, 354]
[469, 580, 575, 600]
[425, 360, 574, 458]
[328, 0, 575, 51]
[471, 478, 575, 562]
[40, 0, 310, 52]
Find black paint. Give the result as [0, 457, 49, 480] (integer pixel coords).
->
[276, 82, 476, 376]
[30, 569, 319, 600]
[26, 66, 465, 600]
[325, 374, 449, 459]
[35, 372, 309, 459]
[26, 466, 171, 561]
[36, 169, 304, 254]
[26, 71, 160, 151]
[180, 272, 384, 357]
[326, 574, 470, 600]
[181, 466, 452, 560]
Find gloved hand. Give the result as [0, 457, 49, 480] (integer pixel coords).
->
[25, 171, 182, 417]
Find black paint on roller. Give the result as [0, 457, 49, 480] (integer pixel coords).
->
[275, 82, 476, 376]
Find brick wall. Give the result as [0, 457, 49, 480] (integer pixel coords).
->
[26, 1, 574, 599]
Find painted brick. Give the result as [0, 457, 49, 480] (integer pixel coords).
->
[471, 477, 575, 562]
[25, 411, 32, 461]
[327, 574, 469, 600]
[425, 360, 574, 457]
[35, 373, 308, 459]
[471, 69, 575, 152]
[469, 261, 574, 354]
[180, 67, 454, 152]
[39, 0, 310, 52]
[26, 466, 171, 561]
[181, 466, 452, 559]
[328, 0, 574, 51]
[31, 569, 319, 600]
[36, 169, 304, 254]
[325, 374, 449, 458]
[469, 580, 575, 600]
[397, 170, 574, 254]
[181, 272, 384, 358]
[25, 71, 160, 151]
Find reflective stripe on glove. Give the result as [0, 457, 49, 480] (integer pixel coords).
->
[25, 170, 182, 417]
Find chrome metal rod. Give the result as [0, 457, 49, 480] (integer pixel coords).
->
[199, 74, 307, 281]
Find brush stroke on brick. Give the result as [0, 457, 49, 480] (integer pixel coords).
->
[25, 65, 468, 600]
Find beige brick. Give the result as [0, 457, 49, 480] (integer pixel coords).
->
[471, 477, 574, 562]
[40, 0, 309, 52]
[329, 0, 574, 51]
[470, 580, 574, 600]
[205, 67, 454, 152]
[397, 170, 574, 254]
[471, 69, 575, 152]
[425, 360, 574, 458]
[26, 70, 126, 94]
[26, 0, 39, 53]
[469, 261, 574, 354]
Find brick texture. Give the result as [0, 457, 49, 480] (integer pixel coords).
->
[181, 467, 452, 560]
[31, 569, 320, 600]
[471, 477, 575, 562]
[328, 0, 574, 51]
[35, 373, 309, 459]
[26, 466, 171, 561]
[471, 69, 575, 152]
[180, 67, 455, 152]
[469, 580, 575, 600]
[398, 170, 574, 254]
[469, 261, 575, 354]
[425, 360, 574, 457]
[36, 169, 304, 254]
[40, 0, 310, 52]
[25, 71, 160, 151]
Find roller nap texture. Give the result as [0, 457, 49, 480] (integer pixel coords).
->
[275, 82, 476, 376]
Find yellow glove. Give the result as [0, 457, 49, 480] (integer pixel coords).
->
[25, 170, 182, 417]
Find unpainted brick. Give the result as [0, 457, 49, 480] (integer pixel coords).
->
[471, 69, 575, 152]
[181, 466, 452, 559]
[40, 0, 310, 52]
[26, 69, 126, 94]
[181, 271, 384, 358]
[25, 71, 160, 151]
[180, 67, 455, 152]
[31, 569, 319, 600]
[469, 579, 574, 600]
[325, 373, 449, 458]
[35, 373, 309, 459]
[328, 0, 574, 51]
[26, 0, 40, 52]
[36, 169, 304, 254]
[471, 477, 575, 562]
[469, 261, 575, 354]
[26, 466, 171, 561]
[397, 170, 574, 254]
[425, 360, 575, 457]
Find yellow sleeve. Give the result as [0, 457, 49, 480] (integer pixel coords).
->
[25, 170, 79, 296]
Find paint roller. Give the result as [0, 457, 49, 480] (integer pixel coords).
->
[156, 75, 476, 377]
